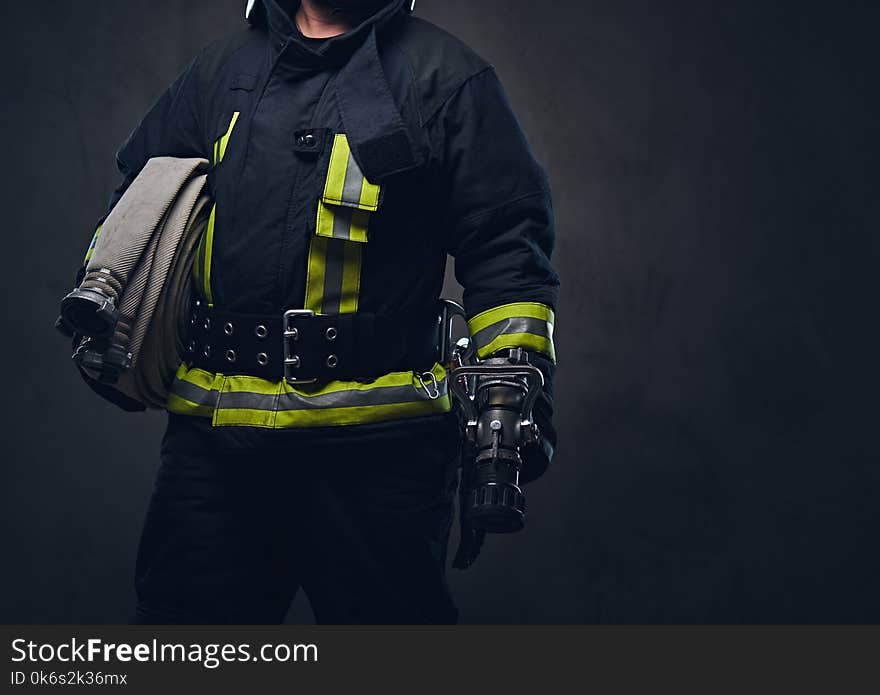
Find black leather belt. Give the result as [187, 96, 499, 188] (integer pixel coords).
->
[183, 299, 442, 383]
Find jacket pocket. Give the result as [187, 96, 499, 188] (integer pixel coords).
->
[316, 133, 382, 243]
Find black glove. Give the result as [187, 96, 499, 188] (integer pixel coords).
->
[514, 350, 556, 484]
[452, 500, 486, 570]
[520, 387, 556, 484]
[56, 316, 146, 412]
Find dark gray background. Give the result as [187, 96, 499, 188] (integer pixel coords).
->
[1, 0, 878, 623]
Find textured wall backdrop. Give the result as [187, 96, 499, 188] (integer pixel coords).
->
[1, 0, 878, 623]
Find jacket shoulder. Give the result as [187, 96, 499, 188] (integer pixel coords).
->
[389, 16, 492, 125]
[195, 27, 265, 85]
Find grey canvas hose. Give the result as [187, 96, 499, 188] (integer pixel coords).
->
[61, 157, 211, 408]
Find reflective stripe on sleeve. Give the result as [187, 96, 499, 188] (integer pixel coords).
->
[196, 113, 238, 305]
[214, 111, 240, 166]
[200, 204, 217, 307]
[467, 302, 556, 362]
[83, 225, 102, 264]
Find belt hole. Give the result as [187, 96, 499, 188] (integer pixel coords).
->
[326, 354, 338, 368]
[224, 322, 234, 336]
[203, 317, 211, 331]
[257, 352, 268, 366]
[225, 349, 236, 363]
[325, 327, 337, 341]
[255, 324, 268, 339]
[203, 345, 212, 358]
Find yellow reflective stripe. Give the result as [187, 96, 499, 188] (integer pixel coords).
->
[339, 240, 362, 313]
[315, 200, 335, 240]
[215, 111, 240, 165]
[323, 134, 352, 203]
[253, 397, 450, 428]
[348, 208, 370, 243]
[304, 235, 362, 314]
[165, 363, 220, 418]
[316, 203, 371, 243]
[304, 235, 329, 312]
[199, 112, 234, 301]
[316, 134, 377, 247]
[358, 173, 381, 211]
[166, 392, 215, 419]
[322, 134, 381, 212]
[166, 362, 451, 428]
[175, 362, 217, 389]
[202, 204, 217, 306]
[214, 362, 443, 396]
[83, 225, 102, 263]
[468, 302, 555, 334]
[467, 302, 556, 362]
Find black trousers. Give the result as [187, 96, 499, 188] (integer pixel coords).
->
[132, 412, 462, 624]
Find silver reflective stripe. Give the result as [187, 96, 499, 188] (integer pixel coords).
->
[218, 379, 447, 412]
[332, 205, 353, 241]
[321, 238, 346, 314]
[172, 371, 449, 413]
[171, 378, 220, 408]
[470, 316, 552, 351]
[341, 151, 365, 209]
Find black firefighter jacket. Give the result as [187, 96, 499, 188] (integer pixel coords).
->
[79, 0, 560, 472]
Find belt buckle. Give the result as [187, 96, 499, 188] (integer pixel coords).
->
[283, 309, 317, 384]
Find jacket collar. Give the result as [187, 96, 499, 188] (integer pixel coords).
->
[247, 0, 409, 64]
[247, 0, 426, 182]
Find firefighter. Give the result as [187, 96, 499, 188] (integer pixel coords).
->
[76, 0, 560, 624]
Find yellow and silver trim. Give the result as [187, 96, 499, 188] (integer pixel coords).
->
[467, 301, 556, 362]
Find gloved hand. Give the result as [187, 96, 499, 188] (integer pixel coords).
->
[55, 315, 146, 412]
[520, 387, 556, 484]
[498, 349, 555, 484]
[452, 499, 486, 570]
[450, 348, 556, 569]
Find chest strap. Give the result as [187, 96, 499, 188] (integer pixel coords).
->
[183, 301, 441, 384]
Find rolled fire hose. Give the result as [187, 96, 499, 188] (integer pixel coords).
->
[60, 157, 211, 408]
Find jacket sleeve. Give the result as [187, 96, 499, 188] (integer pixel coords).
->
[433, 67, 561, 478]
[78, 54, 206, 278]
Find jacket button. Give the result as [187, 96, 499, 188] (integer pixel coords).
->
[304, 133, 315, 147]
